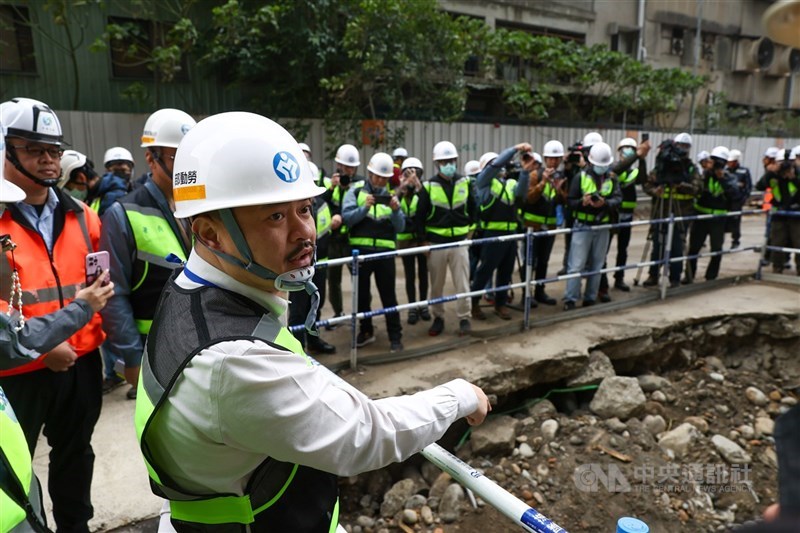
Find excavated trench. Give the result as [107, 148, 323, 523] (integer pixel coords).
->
[337, 312, 800, 533]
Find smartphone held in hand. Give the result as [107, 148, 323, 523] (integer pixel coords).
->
[85, 251, 110, 286]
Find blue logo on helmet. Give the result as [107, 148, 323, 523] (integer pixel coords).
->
[273, 152, 301, 183]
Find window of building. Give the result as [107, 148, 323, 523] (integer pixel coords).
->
[107, 16, 189, 81]
[661, 26, 686, 56]
[0, 5, 37, 73]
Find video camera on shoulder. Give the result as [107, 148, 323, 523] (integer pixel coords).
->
[566, 141, 583, 164]
[655, 139, 690, 185]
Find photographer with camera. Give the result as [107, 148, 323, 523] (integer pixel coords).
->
[563, 142, 621, 310]
[725, 149, 753, 249]
[684, 146, 742, 283]
[396, 157, 431, 325]
[519, 140, 568, 306]
[470, 142, 533, 321]
[324, 144, 365, 329]
[558, 133, 598, 275]
[342, 152, 405, 352]
[756, 148, 800, 274]
[642, 132, 701, 288]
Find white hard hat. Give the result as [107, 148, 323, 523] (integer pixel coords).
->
[141, 108, 196, 148]
[307, 161, 320, 183]
[764, 147, 780, 158]
[532, 152, 543, 164]
[392, 147, 408, 158]
[298, 142, 311, 154]
[334, 144, 360, 166]
[402, 157, 423, 171]
[478, 151, 499, 170]
[588, 142, 614, 166]
[775, 149, 789, 162]
[367, 152, 394, 178]
[617, 137, 638, 150]
[582, 132, 603, 148]
[697, 150, 710, 162]
[0, 124, 25, 203]
[58, 150, 88, 188]
[791, 145, 800, 159]
[103, 146, 134, 167]
[674, 132, 693, 145]
[433, 141, 458, 161]
[710, 146, 730, 161]
[542, 140, 565, 158]
[463, 160, 480, 175]
[172, 112, 326, 219]
[1, 97, 63, 145]
[728, 149, 742, 162]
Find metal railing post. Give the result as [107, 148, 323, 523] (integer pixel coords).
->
[756, 210, 772, 280]
[349, 249, 359, 370]
[523, 228, 533, 331]
[660, 213, 675, 300]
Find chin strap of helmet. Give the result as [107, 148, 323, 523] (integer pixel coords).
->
[149, 148, 175, 182]
[5, 147, 59, 188]
[196, 208, 320, 336]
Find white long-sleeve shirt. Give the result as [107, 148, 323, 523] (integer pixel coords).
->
[147, 251, 479, 496]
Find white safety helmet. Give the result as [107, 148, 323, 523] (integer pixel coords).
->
[392, 147, 408, 158]
[710, 146, 730, 162]
[298, 142, 311, 154]
[367, 152, 394, 178]
[402, 157, 424, 172]
[334, 144, 360, 167]
[0, 120, 26, 203]
[588, 142, 614, 166]
[173, 112, 325, 219]
[775, 149, 789, 162]
[531, 152, 543, 164]
[58, 150, 88, 188]
[463, 160, 480, 176]
[617, 138, 638, 150]
[103, 146, 134, 167]
[478, 151, 499, 170]
[764, 147, 780, 159]
[582, 132, 603, 148]
[542, 140, 565, 158]
[432, 141, 458, 161]
[141, 108, 196, 148]
[0, 97, 63, 145]
[697, 150, 710, 162]
[674, 132, 693, 146]
[307, 161, 320, 183]
[791, 145, 800, 159]
[728, 149, 742, 162]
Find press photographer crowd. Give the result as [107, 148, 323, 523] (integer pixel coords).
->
[1, 97, 799, 533]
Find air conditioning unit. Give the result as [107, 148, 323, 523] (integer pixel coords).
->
[733, 37, 775, 72]
[766, 47, 800, 77]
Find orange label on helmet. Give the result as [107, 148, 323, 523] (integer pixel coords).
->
[174, 185, 206, 201]
[141, 135, 155, 144]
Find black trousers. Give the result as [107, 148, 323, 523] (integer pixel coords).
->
[401, 250, 428, 304]
[358, 255, 402, 342]
[726, 214, 742, 243]
[600, 222, 633, 290]
[289, 268, 328, 346]
[687, 218, 726, 280]
[0, 350, 102, 532]
[471, 238, 517, 308]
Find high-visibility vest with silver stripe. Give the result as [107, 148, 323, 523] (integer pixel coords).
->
[397, 194, 419, 241]
[522, 181, 558, 226]
[348, 188, 397, 250]
[479, 178, 519, 232]
[618, 168, 639, 213]
[423, 177, 471, 239]
[135, 280, 339, 531]
[574, 172, 614, 224]
[694, 174, 728, 215]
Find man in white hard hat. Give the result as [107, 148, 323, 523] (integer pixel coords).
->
[563, 142, 622, 310]
[133, 112, 490, 531]
[58, 149, 101, 203]
[342, 152, 405, 351]
[391, 147, 408, 188]
[324, 143, 364, 329]
[415, 140, 477, 336]
[396, 157, 431, 324]
[725, 149, 752, 248]
[86, 146, 136, 216]
[756, 148, 800, 274]
[0, 97, 108, 531]
[99, 108, 196, 399]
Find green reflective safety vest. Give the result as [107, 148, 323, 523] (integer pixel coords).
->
[316, 200, 332, 261]
[574, 172, 614, 224]
[122, 186, 189, 335]
[0, 387, 47, 533]
[423, 177, 471, 241]
[662, 185, 694, 201]
[135, 278, 340, 532]
[768, 178, 799, 211]
[618, 168, 639, 214]
[397, 195, 419, 241]
[479, 178, 519, 233]
[89, 197, 101, 213]
[522, 180, 558, 226]
[331, 181, 364, 237]
[694, 174, 728, 215]
[348, 188, 397, 250]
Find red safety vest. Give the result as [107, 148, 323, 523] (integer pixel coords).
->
[0, 198, 105, 376]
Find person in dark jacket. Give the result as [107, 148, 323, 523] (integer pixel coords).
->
[725, 149, 752, 248]
[756, 148, 800, 274]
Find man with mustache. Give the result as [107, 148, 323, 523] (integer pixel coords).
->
[134, 112, 491, 532]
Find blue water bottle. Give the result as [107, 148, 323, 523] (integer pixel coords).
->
[616, 517, 649, 533]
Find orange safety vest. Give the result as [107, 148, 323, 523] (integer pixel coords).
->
[763, 187, 773, 211]
[0, 197, 105, 376]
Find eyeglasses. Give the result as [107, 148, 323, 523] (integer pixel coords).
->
[10, 145, 64, 159]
